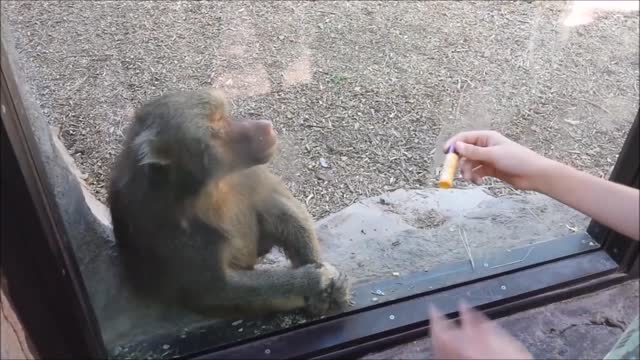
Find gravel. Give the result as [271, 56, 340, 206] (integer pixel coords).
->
[2, 1, 638, 219]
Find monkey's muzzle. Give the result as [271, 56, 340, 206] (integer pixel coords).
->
[228, 119, 277, 165]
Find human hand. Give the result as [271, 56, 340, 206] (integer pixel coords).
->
[429, 302, 533, 360]
[443, 130, 555, 191]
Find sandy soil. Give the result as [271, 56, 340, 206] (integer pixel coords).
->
[1, 1, 638, 219]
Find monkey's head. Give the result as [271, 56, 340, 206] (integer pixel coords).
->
[204, 89, 277, 169]
[123, 89, 277, 193]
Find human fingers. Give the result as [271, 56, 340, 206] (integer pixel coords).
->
[459, 158, 475, 183]
[455, 141, 496, 163]
[459, 159, 481, 184]
[459, 301, 492, 334]
[471, 164, 496, 183]
[443, 130, 505, 153]
[460, 161, 494, 184]
[459, 302, 529, 354]
[429, 305, 459, 359]
[457, 302, 533, 360]
[429, 304, 456, 335]
[442, 131, 489, 152]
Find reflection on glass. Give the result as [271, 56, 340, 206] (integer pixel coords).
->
[1, 1, 637, 357]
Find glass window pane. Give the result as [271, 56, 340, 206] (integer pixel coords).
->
[2, 1, 637, 357]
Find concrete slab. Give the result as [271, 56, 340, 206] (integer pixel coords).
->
[261, 187, 589, 286]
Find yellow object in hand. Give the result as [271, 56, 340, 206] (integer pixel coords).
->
[438, 145, 459, 189]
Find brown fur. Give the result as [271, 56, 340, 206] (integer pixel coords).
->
[109, 88, 351, 318]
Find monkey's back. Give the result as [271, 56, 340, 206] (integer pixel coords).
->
[108, 168, 224, 301]
[107, 91, 229, 301]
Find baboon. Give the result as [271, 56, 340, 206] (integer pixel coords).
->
[108, 89, 350, 318]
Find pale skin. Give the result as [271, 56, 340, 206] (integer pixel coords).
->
[429, 302, 532, 360]
[430, 130, 640, 359]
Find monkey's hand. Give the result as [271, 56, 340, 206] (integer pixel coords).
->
[303, 262, 351, 317]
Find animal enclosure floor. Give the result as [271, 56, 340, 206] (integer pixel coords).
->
[1, 1, 638, 219]
[97, 186, 590, 357]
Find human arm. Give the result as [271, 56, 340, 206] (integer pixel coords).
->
[536, 160, 639, 241]
[444, 131, 639, 241]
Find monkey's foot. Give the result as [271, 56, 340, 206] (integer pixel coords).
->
[304, 262, 351, 317]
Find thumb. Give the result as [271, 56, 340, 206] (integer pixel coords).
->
[456, 141, 493, 162]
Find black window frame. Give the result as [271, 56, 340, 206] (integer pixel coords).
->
[1, 29, 638, 360]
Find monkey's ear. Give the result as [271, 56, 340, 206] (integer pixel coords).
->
[207, 88, 231, 125]
[133, 130, 172, 166]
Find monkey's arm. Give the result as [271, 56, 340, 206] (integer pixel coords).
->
[212, 264, 346, 316]
[257, 192, 321, 267]
[181, 218, 348, 317]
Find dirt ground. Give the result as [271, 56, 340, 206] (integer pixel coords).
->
[1, 1, 638, 220]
